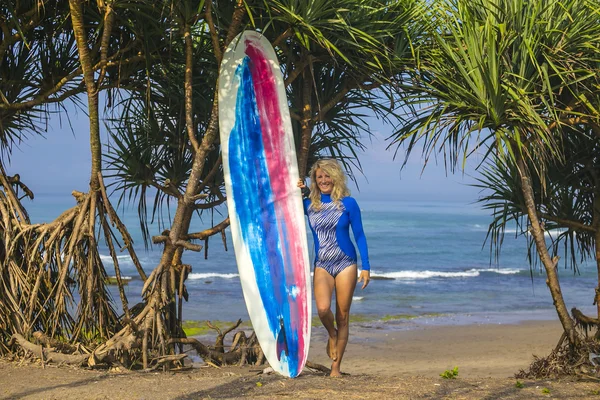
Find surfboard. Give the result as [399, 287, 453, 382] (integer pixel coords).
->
[218, 31, 312, 378]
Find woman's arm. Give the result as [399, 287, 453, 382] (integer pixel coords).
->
[346, 198, 370, 271]
[347, 198, 371, 289]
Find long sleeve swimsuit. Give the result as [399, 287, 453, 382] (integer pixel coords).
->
[303, 193, 370, 277]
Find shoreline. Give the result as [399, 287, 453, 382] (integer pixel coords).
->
[185, 308, 567, 338]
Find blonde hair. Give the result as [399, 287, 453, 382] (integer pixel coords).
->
[308, 159, 350, 210]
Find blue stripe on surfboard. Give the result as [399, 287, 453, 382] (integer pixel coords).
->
[229, 56, 299, 376]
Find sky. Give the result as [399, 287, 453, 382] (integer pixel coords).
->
[4, 105, 481, 204]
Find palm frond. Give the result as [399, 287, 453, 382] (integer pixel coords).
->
[391, 0, 600, 172]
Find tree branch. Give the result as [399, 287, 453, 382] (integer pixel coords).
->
[539, 212, 596, 233]
[306, 360, 332, 374]
[193, 198, 226, 209]
[205, 0, 222, 64]
[174, 240, 202, 252]
[7, 173, 34, 199]
[196, 156, 222, 193]
[273, 28, 292, 48]
[0, 55, 145, 111]
[285, 56, 314, 87]
[313, 81, 381, 123]
[186, 218, 230, 240]
[97, 172, 147, 281]
[152, 235, 168, 244]
[150, 180, 183, 200]
[190, 193, 209, 201]
[96, 3, 115, 89]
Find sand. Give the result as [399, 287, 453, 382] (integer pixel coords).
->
[317, 319, 564, 378]
[1, 318, 599, 399]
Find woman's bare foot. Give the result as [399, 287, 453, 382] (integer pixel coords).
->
[326, 331, 338, 361]
[329, 361, 342, 377]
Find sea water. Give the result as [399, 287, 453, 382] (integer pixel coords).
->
[23, 193, 599, 326]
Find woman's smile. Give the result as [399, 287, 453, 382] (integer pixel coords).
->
[315, 168, 333, 194]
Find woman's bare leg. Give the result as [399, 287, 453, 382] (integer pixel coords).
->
[314, 267, 337, 360]
[330, 264, 357, 376]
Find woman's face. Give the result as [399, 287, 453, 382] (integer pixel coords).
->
[315, 168, 333, 194]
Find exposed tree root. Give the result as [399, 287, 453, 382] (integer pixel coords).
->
[32, 331, 81, 354]
[8, 316, 269, 373]
[516, 337, 600, 379]
[1, 185, 142, 345]
[305, 360, 332, 375]
[9, 334, 88, 365]
[517, 309, 600, 380]
[572, 308, 600, 340]
[0, 163, 147, 356]
[168, 320, 266, 367]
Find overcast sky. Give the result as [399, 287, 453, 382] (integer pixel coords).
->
[5, 106, 481, 204]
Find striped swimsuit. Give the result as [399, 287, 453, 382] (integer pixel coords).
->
[303, 194, 370, 277]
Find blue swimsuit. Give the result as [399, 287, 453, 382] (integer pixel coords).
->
[303, 194, 370, 277]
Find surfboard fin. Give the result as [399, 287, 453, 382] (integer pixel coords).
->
[276, 317, 289, 360]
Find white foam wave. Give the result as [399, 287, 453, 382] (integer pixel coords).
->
[100, 254, 133, 263]
[108, 275, 132, 281]
[372, 270, 479, 279]
[544, 229, 567, 237]
[471, 268, 521, 275]
[188, 273, 239, 280]
[352, 296, 364, 301]
[370, 268, 522, 280]
[484, 228, 567, 237]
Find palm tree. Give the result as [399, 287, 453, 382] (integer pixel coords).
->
[102, 0, 421, 367]
[477, 124, 600, 334]
[3, 0, 422, 367]
[0, 0, 159, 354]
[389, 0, 600, 346]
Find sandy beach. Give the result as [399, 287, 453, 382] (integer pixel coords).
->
[2, 317, 598, 399]
[311, 318, 564, 378]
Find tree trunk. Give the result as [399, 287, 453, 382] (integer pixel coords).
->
[133, 3, 240, 362]
[593, 195, 600, 319]
[298, 65, 313, 177]
[516, 155, 578, 346]
[69, 0, 101, 190]
[184, 22, 200, 152]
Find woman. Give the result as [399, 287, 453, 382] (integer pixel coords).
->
[297, 159, 371, 377]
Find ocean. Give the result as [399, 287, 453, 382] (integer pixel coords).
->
[23, 194, 598, 327]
